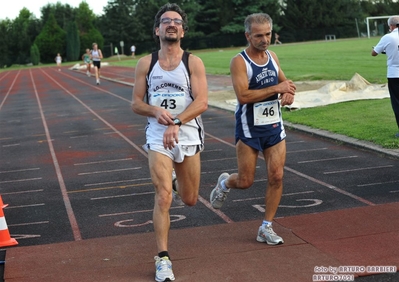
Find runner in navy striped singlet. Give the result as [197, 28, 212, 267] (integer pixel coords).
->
[210, 13, 296, 246]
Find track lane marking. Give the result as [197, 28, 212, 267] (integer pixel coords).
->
[205, 132, 376, 206]
[0, 70, 20, 111]
[40, 68, 235, 224]
[30, 69, 82, 241]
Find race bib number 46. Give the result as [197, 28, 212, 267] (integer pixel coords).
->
[253, 100, 280, 126]
[150, 92, 186, 115]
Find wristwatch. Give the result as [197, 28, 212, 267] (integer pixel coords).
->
[173, 118, 182, 127]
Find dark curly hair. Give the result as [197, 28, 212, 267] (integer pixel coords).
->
[153, 3, 188, 44]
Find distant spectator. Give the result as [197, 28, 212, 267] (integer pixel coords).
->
[55, 53, 62, 71]
[274, 33, 282, 45]
[131, 44, 136, 58]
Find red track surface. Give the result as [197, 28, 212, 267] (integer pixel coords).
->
[1, 66, 398, 282]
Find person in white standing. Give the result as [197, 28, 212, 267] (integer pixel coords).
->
[131, 44, 136, 58]
[55, 53, 62, 71]
[372, 15, 399, 137]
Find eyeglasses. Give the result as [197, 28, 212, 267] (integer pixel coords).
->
[160, 17, 183, 25]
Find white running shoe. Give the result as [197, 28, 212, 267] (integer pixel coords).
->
[256, 224, 284, 245]
[210, 173, 230, 209]
[172, 170, 184, 206]
[154, 256, 175, 281]
[96, 79, 100, 85]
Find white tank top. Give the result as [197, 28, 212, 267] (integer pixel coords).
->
[145, 56, 204, 146]
[91, 50, 100, 61]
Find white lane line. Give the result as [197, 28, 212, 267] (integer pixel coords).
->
[31, 69, 82, 241]
[288, 148, 328, 153]
[44, 69, 233, 224]
[202, 149, 222, 153]
[99, 206, 184, 217]
[0, 70, 11, 82]
[8, 221, 49, 227]
[202, 157, 237, 162]
[1, 189, 44, 195]
[52, 70, 131, 103]
[0, 70, 20, 111]
[84, 177, 151, 187]
[6, 203, 45, 209]
[0, 168, 40, 173]
[41, 69, 148, 158]
[357, 180, 399, 187]
[233, 191, 315, 202]
[298, 155, 358, 164]
[324, 165, 394, 175]
[78, 167, 141, 175]
[205, 131, 376, 206]
[2, 143, 20, 147]
[91, 191, 154, 200]
[75, 158, 133, 166]
[286, 140, 305, 144]
[0, 177, 42, 184]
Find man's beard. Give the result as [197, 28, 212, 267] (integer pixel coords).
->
[164, 36, 179, 42]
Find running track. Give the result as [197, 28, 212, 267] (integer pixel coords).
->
[0, 66, 398, 281]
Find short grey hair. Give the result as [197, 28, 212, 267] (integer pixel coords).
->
[244, 13, 273, 34]
[387, 16, 399, 26]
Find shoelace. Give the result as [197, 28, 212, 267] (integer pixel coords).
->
[264, 225, 277, 235]
[216, 188, 227, 200]
[156, 257, 170, 271]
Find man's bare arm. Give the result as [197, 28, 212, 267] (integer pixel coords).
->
[230, 54, 295, 105]
[174, 54, 208, 124]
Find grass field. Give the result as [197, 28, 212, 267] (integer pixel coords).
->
[2, 37, 398, 148]
[198, 38, 399, 149]
[195, 38, 389, 84]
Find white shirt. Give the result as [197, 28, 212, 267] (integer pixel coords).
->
[374, 28, 399, 78]
[145, 58, 204, 146]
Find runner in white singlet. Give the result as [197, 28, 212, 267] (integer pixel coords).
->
[131, 3, 208, 281]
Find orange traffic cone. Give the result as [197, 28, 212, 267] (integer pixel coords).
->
[0, 196, 8, 208]
[0, 196, 18, 247]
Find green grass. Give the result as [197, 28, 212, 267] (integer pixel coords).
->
[190, 38, 388, 83]
[282, 100, 399, 149]
[2, 38, 398, 148]
[193, 38, 398, 149]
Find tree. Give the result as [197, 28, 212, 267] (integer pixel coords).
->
[34, 13, 66, 63]
[7, 8, 39, 65]
[281, 0, 363, 42]
[195, 0, 233, 36]
[76, 1, 104, 55]
[66, 21, 80, 61]
[99, 0, 137, 54]
[40, 2, 76, 30]
[220, 0, 282, 34]
[30, 44, 40, 65]
[0, 19, 11, 67]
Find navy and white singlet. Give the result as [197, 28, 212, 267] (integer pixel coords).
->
[235, 50, 286, 142]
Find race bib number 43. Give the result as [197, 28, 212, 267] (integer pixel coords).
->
[253, 100, 280, 126]
[150, 92, 186, 115]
